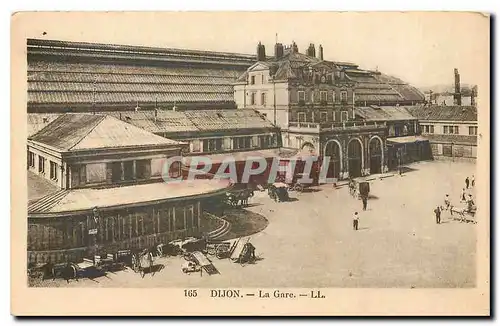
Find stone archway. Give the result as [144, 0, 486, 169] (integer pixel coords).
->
[301, 142, 315, 154]
[369, 136, 383, 175]
[324, 139, 342, 179]
[347, 138, 363, 178]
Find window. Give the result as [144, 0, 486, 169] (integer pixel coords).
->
[320, 111, 328, 122]
[168, 161, 181, 178]
[38, 156, 45, 174]
[469, 126, 478, 135]
[332, 92, 335, 103]
[28, 152, 35, 168]
[191, 140, 201, 153]
[261, 92, 267, 106]
[136, 159, 151, 180]
[320, 91, 328, 102]
[298, 91, 305, 102]
[123, 161, 134, 181]
[297, 112, 306, 122]
[250, 75, 255, 85]
[340, 91, 348, 103]
[49, 161, 58, 181]
[232, 137, 251, 150]
[250, 92, 256, 105]
[111, 162, 122, 182]
[341, 111, 348, 122]
[175, 207, 185, 230]
[423, 125, 435, 134]
[430, 125, 435, 133]
[443, 126, 448, 134]
[259, 135, 271, 149]
[203, 138, 223, 152]
[261, 74, 264, 84]
[454, 126, 459, 134]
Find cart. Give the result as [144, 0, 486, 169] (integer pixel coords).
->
[206, 241, 233, 259]
[288, 173, 314, 192]
[186, 251, 219, 275]
[268, 182, 289, 202]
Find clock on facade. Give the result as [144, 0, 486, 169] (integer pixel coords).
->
[321, 75, 326, 83]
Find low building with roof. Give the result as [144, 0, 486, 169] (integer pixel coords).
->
[27, 113, 233, 264]
[27, 113, 187, 189]
[406, 105, 478, 160]
[355, 105, 432, 169]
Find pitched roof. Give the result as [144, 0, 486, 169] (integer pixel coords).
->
[355, 106, 417, 121]
[107, 109, 275, 134]
[27, 113, 62, 136]
[29, 113, 183, 151]
[239, 50, 424, 104]
[406, 105, 477, 122]
[28, 178, 232, 215]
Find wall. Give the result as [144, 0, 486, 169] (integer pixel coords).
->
[27, 200, 203, 264]
[420, 120, 478, 136]
[27, 145, 65, 188]
[234, 80, 290, 128]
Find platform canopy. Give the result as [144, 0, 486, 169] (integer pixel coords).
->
[387, 135, 429, 144]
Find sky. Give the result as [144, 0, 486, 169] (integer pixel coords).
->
[14, 11, 490, 88]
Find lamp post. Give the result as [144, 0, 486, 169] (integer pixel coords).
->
[90, 206, 100, 263]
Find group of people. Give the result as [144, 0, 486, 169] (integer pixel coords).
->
[435, 176, 476, 224]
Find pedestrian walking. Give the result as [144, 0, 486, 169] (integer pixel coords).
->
[461, 188, 466, 202]
[471, 175, 475, 188]
[362, 197, 368, 211]
[465, 177, 470, 189]
[444, 194, 450, 210]
[353, 212, 359, 231]
[434, 206, 441, 224]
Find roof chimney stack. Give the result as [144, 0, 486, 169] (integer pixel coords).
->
[256, 42, 266, 61]
[318, 44, 324, 60]
[306, 43, 316, 58]
[454, 68, 462, 106]
[274, 43, 284, 59]
[291, 41, 298, 53]
[471, 85, 477, 107]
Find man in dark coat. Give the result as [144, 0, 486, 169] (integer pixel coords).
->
[362, 196, 368, 211]
[465, 177, 470, 189]
[434, 206, 441, 224]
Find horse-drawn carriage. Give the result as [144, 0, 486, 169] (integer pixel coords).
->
[449, 201, 477, 223]
[268, 182, 289, 202]
[225, 188, 255, 207]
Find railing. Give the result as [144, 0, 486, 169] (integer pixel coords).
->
[288, 121, 387, 131]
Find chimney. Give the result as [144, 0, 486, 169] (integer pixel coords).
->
[454, 68, 462, 106]
[292, 41, 298, 53]
[306, 43, 316, 58]
[256, 42, 266, 61]
[274, 43, 284, 59]
[318, 44, 324, 60]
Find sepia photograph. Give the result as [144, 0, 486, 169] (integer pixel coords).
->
[11, 11, 490, 315]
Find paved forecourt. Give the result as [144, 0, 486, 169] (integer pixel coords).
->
[42, 160, 477, 288]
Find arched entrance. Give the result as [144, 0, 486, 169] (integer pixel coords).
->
[324, 140, 342, 179]
[348, 139, 363, 178]
[301, 142, 315, 154]
[369, 137, 383, 174]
